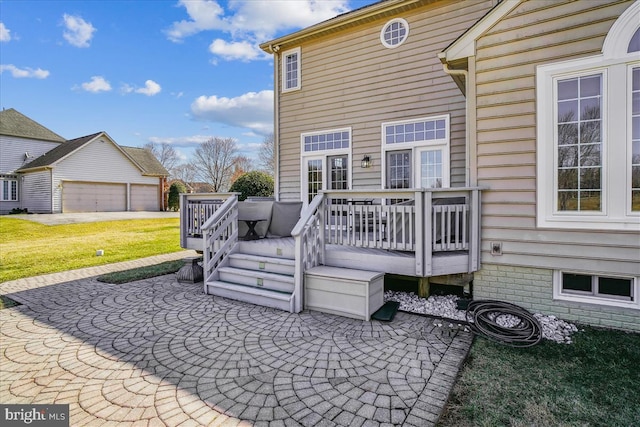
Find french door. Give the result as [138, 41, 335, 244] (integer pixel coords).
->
[303, 154, 349, 204]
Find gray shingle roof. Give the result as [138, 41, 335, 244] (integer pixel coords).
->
[121, 146, 169, 176]
[0, 108, 66, 143]
[17, 132, 102, 171]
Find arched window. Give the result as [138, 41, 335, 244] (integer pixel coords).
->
[536, 2, 640, 230]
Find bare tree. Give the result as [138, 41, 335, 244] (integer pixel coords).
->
[258, 133, 275, 176]
[144, 142, 180, 176]
[231, 155, 253, 186]
[172, 163, 198, 190]
[191, 137, 238, 192]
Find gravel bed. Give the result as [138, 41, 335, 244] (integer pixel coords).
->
[384, 291, 579, 344]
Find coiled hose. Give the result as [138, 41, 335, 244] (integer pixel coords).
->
[465, 300, 542, 347]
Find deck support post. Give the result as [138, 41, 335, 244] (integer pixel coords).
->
[418, 277, 430, 298]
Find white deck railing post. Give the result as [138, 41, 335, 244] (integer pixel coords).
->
[469, 189, 481, 272]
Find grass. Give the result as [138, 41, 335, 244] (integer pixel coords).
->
[0, 217, 182, 282]
[97, 259, 184, 284]
[438, 327, 640, 427]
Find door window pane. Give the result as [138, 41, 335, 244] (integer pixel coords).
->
[307, 159, 323, 203]
[420, 149, 443, 188]
[387, 151, 411, 189]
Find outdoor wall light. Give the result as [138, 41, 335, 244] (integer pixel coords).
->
[361, 155, 371, 168]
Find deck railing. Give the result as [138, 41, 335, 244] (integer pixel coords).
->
[200, 195, 239, 287]
[181, 187, 482, 296]
[179, 193, 236, 251]
[318, 188, 482, 276]
[291, 194, 326, 313]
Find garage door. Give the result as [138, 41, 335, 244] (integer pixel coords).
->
[131, 184, 159, 211]
[63, 182, 127, 212]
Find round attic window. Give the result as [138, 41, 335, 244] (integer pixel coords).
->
[380, 18, 409, 48]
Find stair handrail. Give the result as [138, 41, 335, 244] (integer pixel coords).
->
[291, 193, 326, 313]
[201, 194, 239, 287]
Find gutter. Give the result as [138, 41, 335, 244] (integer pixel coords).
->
[439, 59, 471, 187]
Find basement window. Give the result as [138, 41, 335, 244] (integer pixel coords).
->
[554, 271, 639, 309]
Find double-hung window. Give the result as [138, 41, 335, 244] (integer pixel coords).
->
[282, 47, 301, 92]
[382, 115, 450, 191]
[536, 5, 640, 230]
[1, 178, 18, 201]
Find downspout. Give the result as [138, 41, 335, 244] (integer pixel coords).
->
[440, 63, 470, 187]
[268, 44, 281, 201]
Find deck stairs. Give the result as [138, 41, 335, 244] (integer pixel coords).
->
[205, 240, 296, 312]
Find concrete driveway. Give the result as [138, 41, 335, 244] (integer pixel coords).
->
[0, 256, 472, 426]
[9, 211, 180, 225]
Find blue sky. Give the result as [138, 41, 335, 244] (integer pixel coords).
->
[0, 0, 377, 162]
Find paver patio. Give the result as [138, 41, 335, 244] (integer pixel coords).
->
[0, 255, 472, 426]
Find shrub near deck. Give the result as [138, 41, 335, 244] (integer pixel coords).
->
[0, 217, 181, 282]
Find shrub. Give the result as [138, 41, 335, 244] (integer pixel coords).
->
[168, 181, 187, 211]
[229, 171, 274, 201]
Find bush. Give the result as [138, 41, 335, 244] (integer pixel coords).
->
[168, 181, 187, 211]
[229, 171, 274, 201]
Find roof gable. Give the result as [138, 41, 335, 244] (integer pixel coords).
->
[439, 0, 522, 63]
[17, 132, 102, 171]
[0, 108, 66, 143]
[120, 146, 169, 176]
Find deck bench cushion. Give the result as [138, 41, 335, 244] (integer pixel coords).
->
[268, 201, 303, 237]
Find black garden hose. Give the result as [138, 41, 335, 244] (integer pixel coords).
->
[465, 300, 542, 348]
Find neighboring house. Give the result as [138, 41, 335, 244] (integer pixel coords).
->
[250, 0, 639, 330]
[0, 109, 169, 213]
[0, 108, 65, 213]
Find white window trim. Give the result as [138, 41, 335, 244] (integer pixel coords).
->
[553, 270, 639, 310]
[381, 115, 450, 189]
[300, 127, 352, 205]
[380, 18, 409, 49]
[536, 56, 640, 231]
[0, 178, 18, 202]
[281, 47, 301, 93]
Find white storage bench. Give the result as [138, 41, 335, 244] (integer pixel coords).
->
[304, 266, 384, 321]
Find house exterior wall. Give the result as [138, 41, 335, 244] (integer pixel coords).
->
[21, 170, 52, 213]
[52, 137, 158, 212]
[472, 0, 639, 328]
[276, 0, 496, 201]
[475, 265, 640, 332]
[0, 135, 59, 213]
[0, 135, 60, 174]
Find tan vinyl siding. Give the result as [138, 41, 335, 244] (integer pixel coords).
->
[474, 0, 639, 275]
[277, 0, 496, 200]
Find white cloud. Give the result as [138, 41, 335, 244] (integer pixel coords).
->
[225, 0, 350, 41]
[62, 14, 96, 48]
[191, 90, 273, 135]
[121, 80, 162, 96]
[136, 80, 162, 96]
[208, 39, 263, 62]
[166, 0, 226, 42]
[78, 75, 111, 93]
[148, 135, 214, 147]
[167, 0, 350, 62]
[0, 64, 49, 79]
[0, 23, 11, 42]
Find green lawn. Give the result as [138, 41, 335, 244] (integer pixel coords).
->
[439, 327, 640, 427]
[0, 217, 182, 282]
